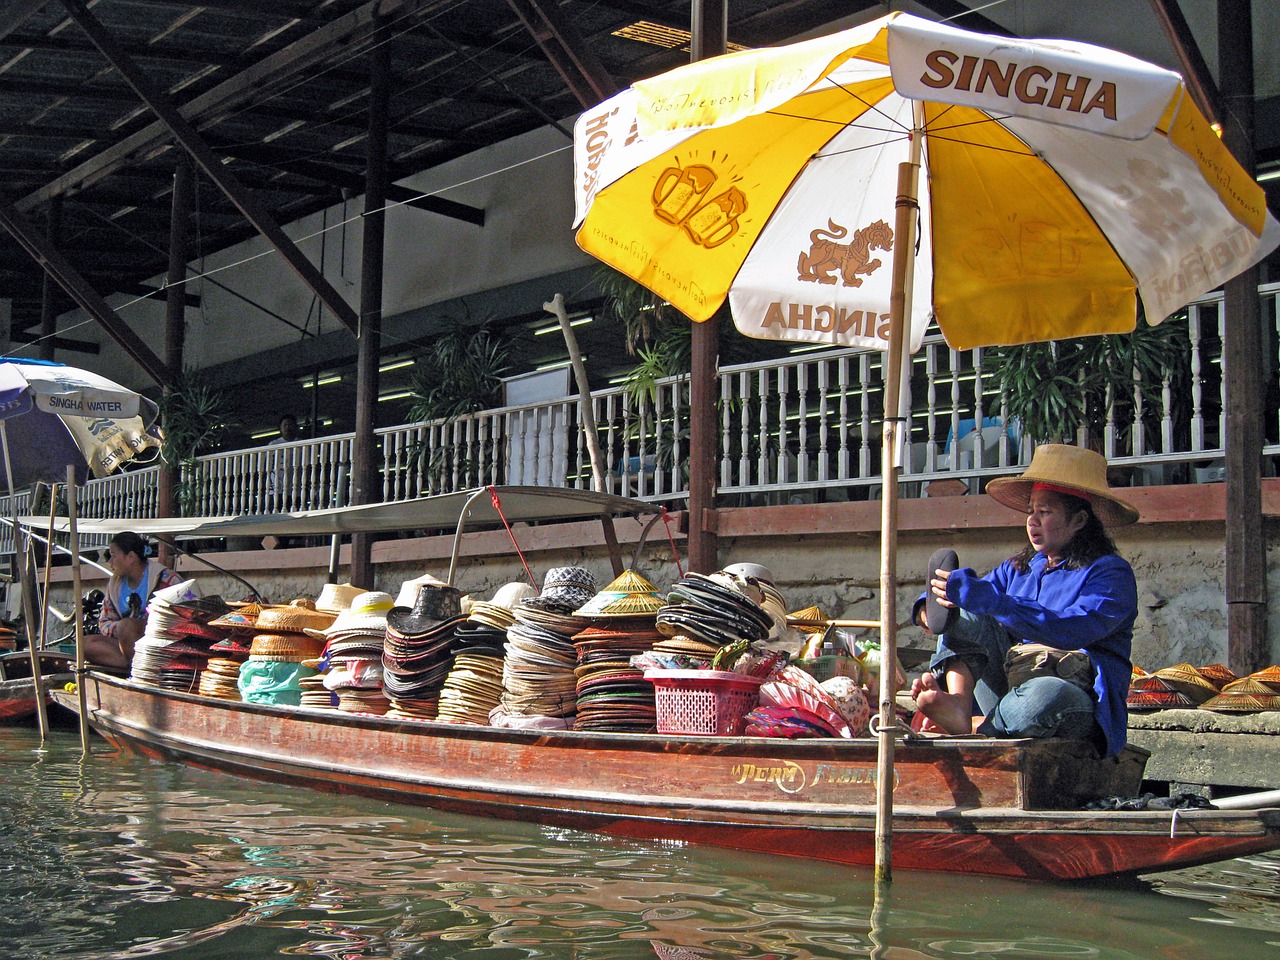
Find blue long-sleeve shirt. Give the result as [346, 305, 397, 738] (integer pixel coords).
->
[944, 552, 1137, 757]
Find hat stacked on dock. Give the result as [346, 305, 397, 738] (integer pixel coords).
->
[129, 579, 203, 686]
[569, 571, 665, 732]
[237, 599, 331, 706]
[1199, 667, 1280, 713]
[304, 590, 394, 715]
[0, 621, 17, 651]
[1127, 663, 1220, 711]
[498, 567, 596, 725]
[435, 582, 529, 725]
[382, 582, 466, 720]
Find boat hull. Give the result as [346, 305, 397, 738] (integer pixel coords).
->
[56, 673, 1280, 881]
[1, 673, 74, 723]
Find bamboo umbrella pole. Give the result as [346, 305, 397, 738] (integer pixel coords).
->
[545, 293, 606, 492]
[65, 465, 89, 754]
[3, 421, 50, 739]
[37, 485, 58, 656]
[873, 100, 925, 884]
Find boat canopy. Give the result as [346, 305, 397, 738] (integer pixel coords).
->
[19, 485, 661, 539]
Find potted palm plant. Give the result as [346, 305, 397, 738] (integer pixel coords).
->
[158, 369, 231, 517]
[406, 327, 510, 489]
[983, 312, 1189, 457]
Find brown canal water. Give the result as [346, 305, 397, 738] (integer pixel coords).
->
[1, 724, 1278, 960]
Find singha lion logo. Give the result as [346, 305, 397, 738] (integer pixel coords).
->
[796, 219, 893, 287]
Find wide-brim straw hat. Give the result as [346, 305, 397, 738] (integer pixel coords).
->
[316, 582, 364, 615]
[249, 631, 325, 662]
[305, 591, 396, 639]
[489, 581, 538, 609]
[985, 444, 1139, 527]
[257, 599, 336, 636]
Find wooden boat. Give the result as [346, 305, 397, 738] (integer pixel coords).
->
[31, 485, 1280, 881]
[0, 650, 74, 723]
[53, 672, 1280, 882]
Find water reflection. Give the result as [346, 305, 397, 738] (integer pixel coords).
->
[1, 726, 1278, 960]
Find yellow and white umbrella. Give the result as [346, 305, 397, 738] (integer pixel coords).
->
[574, 12, 1277, 353]
[572, 11, 1278, 881]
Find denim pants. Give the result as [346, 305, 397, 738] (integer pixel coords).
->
[929, 611, 1101, 743]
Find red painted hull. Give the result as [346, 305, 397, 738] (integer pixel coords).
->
[0, 674, 74, 723]
[55, 673, 1280, 881]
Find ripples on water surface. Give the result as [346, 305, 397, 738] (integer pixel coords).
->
[1, 725, 1278, 960]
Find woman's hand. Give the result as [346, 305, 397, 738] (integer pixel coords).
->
[917, 568, 956, 634]
[929, 569, 956, 614]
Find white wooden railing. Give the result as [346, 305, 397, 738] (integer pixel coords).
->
[4, 282, 1277, 558]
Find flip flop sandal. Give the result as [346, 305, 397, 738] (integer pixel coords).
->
[924, 548, 959, 635]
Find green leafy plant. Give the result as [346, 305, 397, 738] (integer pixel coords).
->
[158, 369, 231, 515]
[407, 328, 510, 424]
[406, 327, 511, 489]
[984, 313, 1188, 448]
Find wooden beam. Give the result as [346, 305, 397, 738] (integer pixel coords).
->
[20, 0, 434, 212]
[506, 0, 619, 108]
[0, 0, 54, 41]
[1218, 0, 1267, 674]
[350, 29, 391, 589]
[1148, 0, 1221, 125]
[7, 329, 100, 354]
[218, 142, 485, 225]
[58, 0, 360, 335]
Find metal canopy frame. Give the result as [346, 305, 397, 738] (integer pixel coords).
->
[20, 484, 667, 584]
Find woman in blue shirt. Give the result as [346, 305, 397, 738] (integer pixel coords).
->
[83, 532, 179, 671]
[910, 444, 1138, 757]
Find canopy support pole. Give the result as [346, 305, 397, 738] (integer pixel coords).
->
[875, 106, 924, 884]
[66, 465, 89, 754]
[2, 421, 50, 739]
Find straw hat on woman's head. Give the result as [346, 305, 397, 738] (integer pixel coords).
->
[985, 444, 1139, 527]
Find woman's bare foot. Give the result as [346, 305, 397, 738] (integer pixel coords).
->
[910, 671, 976, 735]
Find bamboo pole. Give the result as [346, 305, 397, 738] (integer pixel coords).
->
[3, 421, 50, 740]
[873, 101, 925, 884]
[37, 485, 58, 657]
[545, 293, 606, 493]
[66, 465, 90, 754]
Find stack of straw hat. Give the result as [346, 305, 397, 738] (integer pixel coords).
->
[498, 567, 596, 725]
[652, 571, 772, 666]
[570, 570, 665, 733]
[304, 590, 393, 715]
[435, 581, 532, 724]
[153, 595, 232, 693]
[0, 620, 16, 651]
[1128, 662, 1222, 711]
[199, 601, 261, 700]
[237, 599, 332, 706]
[382, 579, 466, 720]
[129, 579, 203, 685]
[1199, 665, 1280, 713]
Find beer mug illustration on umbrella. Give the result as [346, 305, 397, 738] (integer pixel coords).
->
[652, 162, 716, 226]
[683, 186, 747, 248]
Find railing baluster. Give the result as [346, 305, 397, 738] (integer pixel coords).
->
[1189, 302, 1206, 451]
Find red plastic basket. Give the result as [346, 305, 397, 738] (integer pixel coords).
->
[644, 669, 764, 736]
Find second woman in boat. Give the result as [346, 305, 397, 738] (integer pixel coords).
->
[909, 444, 1138, 758]
[83, 532, 180, 670]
